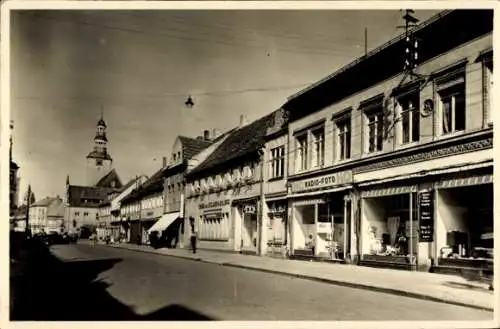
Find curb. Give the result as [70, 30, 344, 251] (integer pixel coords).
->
[103, 243, 494, 312]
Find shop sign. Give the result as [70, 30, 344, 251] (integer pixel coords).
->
[199, 199, 230, 210]
[268, 203, 287, 214]
[291, 170, 353, 193]
[244, 205, 257, 214]
[418, 190, 434, 242]
[317, 222, 332, 234]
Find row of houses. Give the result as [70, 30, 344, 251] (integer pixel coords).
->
[12, 196, 65, 234]
[67, 10, 493, 277]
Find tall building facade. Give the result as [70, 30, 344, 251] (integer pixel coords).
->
[86, 113, 113, 185]
[65, 114, 122, 236]
[282, 9, 493, 276]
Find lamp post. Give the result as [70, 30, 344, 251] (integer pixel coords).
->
[181, 95, 194, 248]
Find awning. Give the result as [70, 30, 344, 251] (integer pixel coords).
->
[148, 212, 180, 234]
[361, 185, 418, 198]
[357, 160, 492, 187]
[289, 185, 352, 200]
[435, 174, 493, 189]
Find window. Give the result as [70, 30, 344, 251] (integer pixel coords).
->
[269, 146, 285, 179]
[336, 117, 351, 160]
[173, 153, 176, 162]
[365, 109, 384, 153]
[311, 127, 325, 168]
[397, 93, 420, 144]
[296, 134, 308, 171]
[74, 211, 80, 216]
[177, 152, 181, 160]
[437, 70, 466, 135]
[84, 212, 89, 217]
[440, 90, 465, 134]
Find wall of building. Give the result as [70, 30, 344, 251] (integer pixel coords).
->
[140, 193, 163, 219]
[67, 206, 99, 230]
[29, 206, 46, 232]
[264, 134, 288, 196]
[287, 33, 492, 178]
[86, 158, 112, 186]
[165, 173, 183, 213]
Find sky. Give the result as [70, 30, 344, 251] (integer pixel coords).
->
[10, 8, 440, 202]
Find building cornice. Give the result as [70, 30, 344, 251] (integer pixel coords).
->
[288, 128, 492, 181]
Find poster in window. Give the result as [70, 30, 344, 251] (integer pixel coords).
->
[418, 190, 434, 242]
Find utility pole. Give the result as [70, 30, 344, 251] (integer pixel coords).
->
[364, 27, 368, 56]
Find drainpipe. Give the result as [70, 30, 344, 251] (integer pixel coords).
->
[258, 147, 267, 256]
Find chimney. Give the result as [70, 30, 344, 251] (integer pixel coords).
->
[239, 114, 248, 128]
[203, 130, 210, 141]
[162, 156, 167, 168]
[212, 128, 221, 140]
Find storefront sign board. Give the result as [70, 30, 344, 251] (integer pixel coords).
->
[199, 199, 230, 210]
[317, 222, 332, 234]
[291, 170, 353, 193]
[418, 190, 434, 242]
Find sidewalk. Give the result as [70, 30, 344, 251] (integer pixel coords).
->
[97, 241, 494, 311]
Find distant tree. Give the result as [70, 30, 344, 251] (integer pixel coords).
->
[24, 186, 35, 205]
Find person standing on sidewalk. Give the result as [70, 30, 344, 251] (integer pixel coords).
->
[189, 216, 198, 254]
[190, 229, 198, 254]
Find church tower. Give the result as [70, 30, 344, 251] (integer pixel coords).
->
[86, 112, 113, 185]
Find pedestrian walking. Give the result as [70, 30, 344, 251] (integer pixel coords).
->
[89, 233, 96, 247]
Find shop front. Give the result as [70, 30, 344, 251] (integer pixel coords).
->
[359, 184, 419, 270]
[233, 199, 259, 254]
[185, 195, 234, 251]
[265, 199, 288, 257]
[289, 170, 353, 261]
[433, 169, 493, 280]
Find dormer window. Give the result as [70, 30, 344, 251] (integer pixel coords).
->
[173, 153, 177, 162]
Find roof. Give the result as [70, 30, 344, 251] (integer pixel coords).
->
[67, 185, 111, 208]
[97, 118, 107, 127]
[187, 111, 276, 177]
[179, 136, 212, 160]
[284, 10, 493, 121]
[86, 150, 112, 160]
[95, 168, 123, 188]
[118, 176, 142, 193]
[31, 196, 56, 207]
[121, 168, 166, 204]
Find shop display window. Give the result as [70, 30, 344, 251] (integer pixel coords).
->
[438, 185, 493, 260]
[364, 193, 418, 257]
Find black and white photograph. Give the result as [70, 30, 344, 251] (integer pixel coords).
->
[4, 1, 498, 325]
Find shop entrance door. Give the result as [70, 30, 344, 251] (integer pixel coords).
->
[129, 222, 141, 245]
[267, 214, 286, 256]
[242, 213, 257, 252]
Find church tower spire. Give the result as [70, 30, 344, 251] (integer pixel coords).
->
[86, 111, 113, 185]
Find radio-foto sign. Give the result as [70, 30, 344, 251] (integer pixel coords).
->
[292, 170, 353, 193]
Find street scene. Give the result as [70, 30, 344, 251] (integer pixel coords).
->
[8, 5, 495, 323]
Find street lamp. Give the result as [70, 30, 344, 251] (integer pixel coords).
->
[185, 95, 194, 109]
